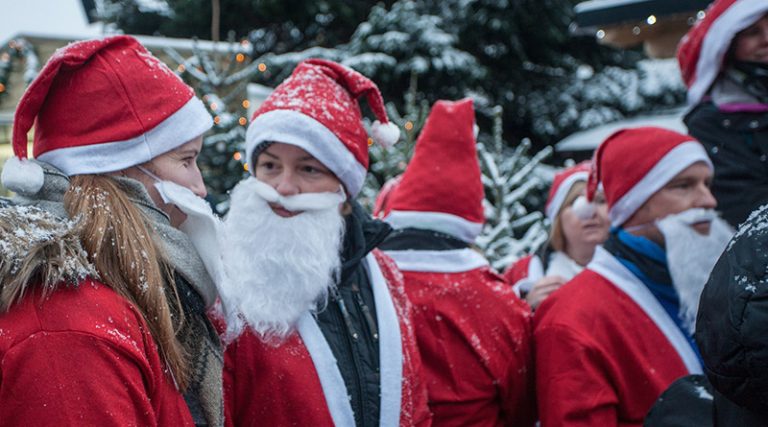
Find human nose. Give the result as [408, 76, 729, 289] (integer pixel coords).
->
[190, 170, 207, 199]
[274, 170, 300, 196]
[696, 184, 717, 210]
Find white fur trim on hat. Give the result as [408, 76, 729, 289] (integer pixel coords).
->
[36, 96, 212, 175]
[688, 0, 768, 106]
[546, 171, 589, 222]
[610, 141, 713, 227]
[385, 210, 484, 243]
[1, 157, 45, 195]
[246, 109, 367, 196]
[370, 120, 400, 148]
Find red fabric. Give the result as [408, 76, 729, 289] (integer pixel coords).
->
[252, 59, 392, 170]
[503, 254, 534, 288]
[388, 99, 484, 224]
[534, 270, 690, 427]
[0, 278, 194, 427]
[545, 161, 590, 221]
[12, 36, 195, 160]
[402, 266, 536, 427]
[223, 250, 431, 427]
[372, 174, 403, 219]
[677, 0, 738, 90]
[587, 127, 697, 205]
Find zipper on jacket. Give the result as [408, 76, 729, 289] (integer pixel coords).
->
[351, 283, 379, 342]
[331, 287, 359, 340]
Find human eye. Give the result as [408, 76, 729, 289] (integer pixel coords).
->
[257, 160, 277, 171]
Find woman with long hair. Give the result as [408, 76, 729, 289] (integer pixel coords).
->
[0, 36, 222, 426]
[504, 161, 609, 309]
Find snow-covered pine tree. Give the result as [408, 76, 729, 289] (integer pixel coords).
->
[476, 106, 553, 271]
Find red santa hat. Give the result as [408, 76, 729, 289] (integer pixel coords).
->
[678, 0, 768, 106]
[245, 59, 399, 197]
[2, 35, 212, 195]
[384, 98, 484, 243]
[545, 161, 591, 223]
[581, 127, 713, 227]
[372, 174, 403, 219]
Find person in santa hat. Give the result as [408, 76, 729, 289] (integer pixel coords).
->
[0, 36, 223, 426]
[218, 58, 431, 427]
[503, 161, 610, 309]
[678, 0, 768, 228]
[534, 126, 734, 426]
[375, 98, 536, 426]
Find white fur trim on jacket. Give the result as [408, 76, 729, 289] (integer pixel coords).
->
[296, 253, 403, 426]
[609, 142, 712, 227]
[245, 109, 367, 196]
[385, 210, 484, 243]
[512, 255, 544, 296]
[587, 246, 703, 374]
[36, 97, 212, 175]
[385, 248, 489, 274]
[688, 0, 768, 106]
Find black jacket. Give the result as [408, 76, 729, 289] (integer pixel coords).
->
[685, 101, 768, 227]
[694, 204, 768, 423]
[315, 201, 392, 427]
[645, 375, 764, 426]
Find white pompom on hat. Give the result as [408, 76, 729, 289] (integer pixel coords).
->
[3, 35, 212, 195]
[245, 59, 399, 197]
[545, 161, 591, 223]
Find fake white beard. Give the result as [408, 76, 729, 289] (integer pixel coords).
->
[656, 208, 734, 334]
[219, 177, 346, 342]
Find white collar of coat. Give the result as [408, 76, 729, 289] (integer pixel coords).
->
[383, 248, 490, 273]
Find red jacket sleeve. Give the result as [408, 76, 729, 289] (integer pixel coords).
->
[0, 330, 162, 427]
[498, 299, 537, 427]
[535, 323, 619, 427]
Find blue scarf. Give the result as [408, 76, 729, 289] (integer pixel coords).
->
[605, 228, 703, 366]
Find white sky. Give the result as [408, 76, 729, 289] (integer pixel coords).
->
[1, 0, 103, 44]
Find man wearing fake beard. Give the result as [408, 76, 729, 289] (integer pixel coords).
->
[534, 127, 733, 427]
[218, 59, 431, 427]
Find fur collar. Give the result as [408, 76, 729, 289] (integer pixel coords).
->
[0, 204, 97, 311]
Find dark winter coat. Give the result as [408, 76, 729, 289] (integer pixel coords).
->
[684, 101, 768, 227]
[0, 163, 223, 427]
[314, 201, 392, 427]
[644, 374, 764, 426]
[695, 203, 768, 423]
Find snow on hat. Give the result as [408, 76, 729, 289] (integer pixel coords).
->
[545, 161, 591, 223]
[583, 126, 713, 227]
[2, 35, 212, 195]
[384, 98, 484, 243]
[678, 0, 768, 106]
[244, 58, 399, 197]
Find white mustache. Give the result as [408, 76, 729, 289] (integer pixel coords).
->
[246, 177, 345, 212]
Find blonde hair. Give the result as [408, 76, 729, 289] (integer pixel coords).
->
[64, 175, 189, 390]
[549, 181, 586, 252]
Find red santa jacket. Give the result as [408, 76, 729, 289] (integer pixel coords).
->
[502, 254, 543, 296]
[223, 250, 431, 427]
[534, 247, 702, 427]
[385, 247, 536, 427]
[0, 278, 194, 427]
